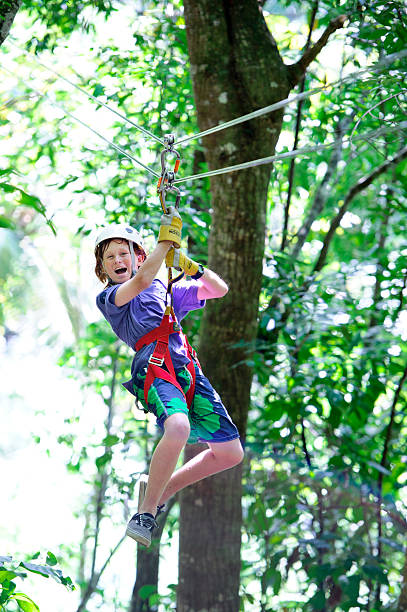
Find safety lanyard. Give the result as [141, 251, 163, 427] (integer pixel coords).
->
[157, 134, 185, 314]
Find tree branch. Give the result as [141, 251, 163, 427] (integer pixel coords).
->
[289, 113, 354, 261]
[76, 535, 126, 612]
[281, 1, 319, 251]
[287, 14, 347, 87]
[375, 360, 407, 606]
[313, 145, 407, 274]
[77, 343, 121, 612]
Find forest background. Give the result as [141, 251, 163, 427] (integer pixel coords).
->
[1, 0, 407, 611]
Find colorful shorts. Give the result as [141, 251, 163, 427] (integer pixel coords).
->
[132, 363, 240, 445]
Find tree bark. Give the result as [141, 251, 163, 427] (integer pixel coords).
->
[179, 2, 343, 610]
[0, 0, 21, 47]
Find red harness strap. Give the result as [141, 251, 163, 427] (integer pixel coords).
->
[135, 307, 200, 409]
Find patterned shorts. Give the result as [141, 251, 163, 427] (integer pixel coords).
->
[132, 363, 240, 445]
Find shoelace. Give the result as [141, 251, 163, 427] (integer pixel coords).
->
[132, 513, 158, 530]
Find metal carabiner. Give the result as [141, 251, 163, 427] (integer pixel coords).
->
[158, 181, 181, 213]
[159, 134, 181, 179]
[157, 134, 182, 213]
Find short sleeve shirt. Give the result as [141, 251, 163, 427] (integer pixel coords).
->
[96, 278, 205, 375]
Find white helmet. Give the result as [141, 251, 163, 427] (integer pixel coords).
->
[95, 223, 146, 280]
[95, 224, 145, 252]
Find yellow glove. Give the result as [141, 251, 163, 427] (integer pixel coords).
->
[166, 248, 200, 276]
[158, 206, 182, 249]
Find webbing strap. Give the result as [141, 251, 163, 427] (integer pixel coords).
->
[136, 312, 199, 410]
[135, 316, 179, 351]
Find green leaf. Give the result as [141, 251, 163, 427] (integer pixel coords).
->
[45, 552, 58, 567]
[95, 450, 112, 469]
[0, 215, 17, 229]
[13, 592, 40, 612]
[102, 434, 120, 447]
[138, 584, 157, 600]
[0, 570, 25, 583]
[20, 562, 50, 579]
[308, 590, 326, 610]
[0, 182, 17, 193]
[93, 84, 105, 97]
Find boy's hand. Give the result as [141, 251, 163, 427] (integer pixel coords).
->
[166, 248, 200, 276]
[158, 206, 182, 249]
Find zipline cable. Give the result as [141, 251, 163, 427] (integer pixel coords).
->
[7, 38, 165, 146]
[3, 59, 405, 184]
[175, 48, 407, 146]
[3, 45, 407, 185]
[173, 121, 407, 184]
[7, 39, 407, 152]
[0, 64, 161, 179]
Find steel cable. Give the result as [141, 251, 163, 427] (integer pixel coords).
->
[3, 42, 407, 186]
[1, 63, 161, 179]
[7, 39, 165, 146]
[175, 48, 407, 147]
[173, 121, 407, 184]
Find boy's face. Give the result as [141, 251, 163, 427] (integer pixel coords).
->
[103, 239, 144, 284]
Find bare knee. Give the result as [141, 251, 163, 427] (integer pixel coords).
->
[211, 439, 244, 468]
[228, 440, 244, 466]
[163, 413, 190, 445]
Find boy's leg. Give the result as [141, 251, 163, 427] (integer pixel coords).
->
[155, 364, 243, 504]
[158, 438, 244, 505]
[139, 412, 190, 516]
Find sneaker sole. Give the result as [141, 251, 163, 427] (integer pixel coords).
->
[125, 525, 151, 547]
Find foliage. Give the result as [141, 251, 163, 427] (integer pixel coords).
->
[2, 0, 407, 610]
[0, 170, 55, 234]
[0, 553, 74, 612]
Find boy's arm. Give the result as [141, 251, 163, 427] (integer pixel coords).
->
[165, 247, 228, 300]
[114, 241, 173, 307]
[114, 207, 182, 307]
[196, 267, 228, 300]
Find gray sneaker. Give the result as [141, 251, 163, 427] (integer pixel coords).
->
[126, 512, 158, 547]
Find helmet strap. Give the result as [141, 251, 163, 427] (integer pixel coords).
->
[129, 241, 137, 276]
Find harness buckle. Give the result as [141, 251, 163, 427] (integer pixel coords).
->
[149, 355, 165, 366]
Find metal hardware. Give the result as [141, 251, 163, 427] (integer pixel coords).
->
[148, 354, 165, 366]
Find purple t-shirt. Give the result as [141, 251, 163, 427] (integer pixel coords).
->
[96, 278, 205, 391]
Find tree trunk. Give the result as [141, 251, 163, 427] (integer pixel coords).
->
[179, 2, 290, 610]
[178, 445, 242, 612]
[179, 3, 344, 608]
[0, 0, 21, 46]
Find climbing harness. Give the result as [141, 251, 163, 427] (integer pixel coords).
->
[135, 307, 201, 409]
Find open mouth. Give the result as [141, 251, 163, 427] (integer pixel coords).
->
[115, 267, 127, 275]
